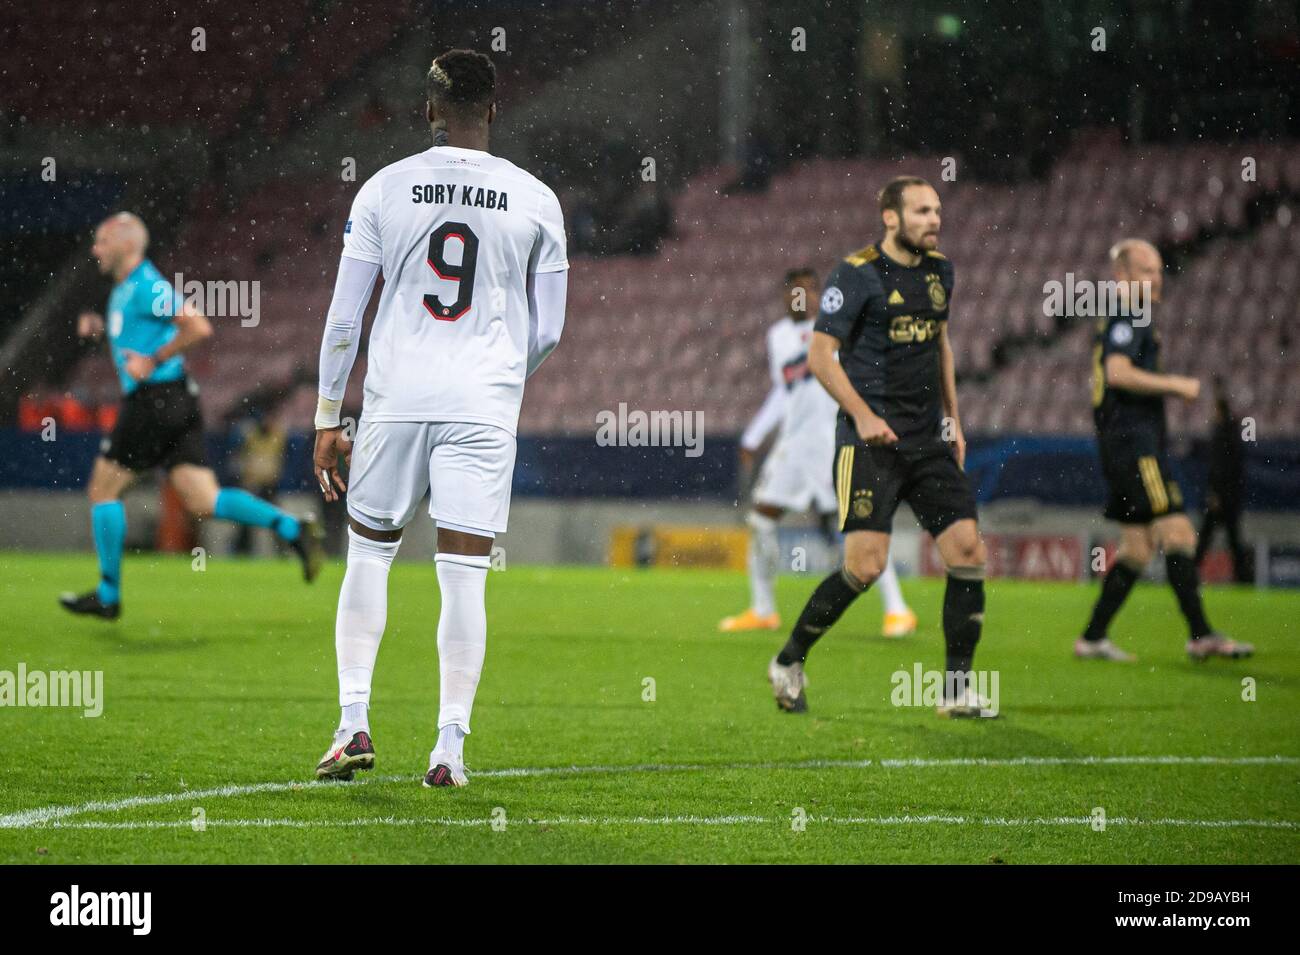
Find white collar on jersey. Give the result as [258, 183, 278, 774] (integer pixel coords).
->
[429, 144, 491, 157]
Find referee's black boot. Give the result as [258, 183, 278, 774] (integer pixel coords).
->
[58, 590, 121, 620]
[290, 516, 325, 583]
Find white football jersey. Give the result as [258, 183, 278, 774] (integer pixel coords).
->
[342, 145, 568, 434]
[767, 316, 838, 450]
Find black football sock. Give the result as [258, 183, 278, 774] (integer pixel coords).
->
[1082, 561, 1140, 641]
[776, 567, 868, 665]
[943, 570, 985, 680]
[1166, 552, 1213, 639]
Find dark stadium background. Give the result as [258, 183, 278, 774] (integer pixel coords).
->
[1, 0, 1297, 584]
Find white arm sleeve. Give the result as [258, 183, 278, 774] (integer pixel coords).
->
[740, 323, 789, 450]
[316, 253, 380, 426]
[740, 385, 785, 451]
[526, 268, 567, 377]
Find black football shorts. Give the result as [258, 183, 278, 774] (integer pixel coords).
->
[102, 377, 206, 472]
[1098, 433, 1184, 524]
[833, 432, 978, 537]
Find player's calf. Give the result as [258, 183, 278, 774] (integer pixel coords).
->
[720, 510, 783, 631]
[775, 565, 868, 668]
[941, 564, 984, 671]
[935, 520, 988, 699]
[1079, 558, 1142, 653]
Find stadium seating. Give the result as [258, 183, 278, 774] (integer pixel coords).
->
[0, 2, 434, 144]
[525, 137, 1298, 439]
[49, 136, 1299, 442]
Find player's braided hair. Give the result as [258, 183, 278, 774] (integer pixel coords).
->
[427, 49, 496, 120]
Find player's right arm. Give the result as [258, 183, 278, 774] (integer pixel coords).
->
[739, 386, 784, 466]
[738, 325, 787, 465]
[1104, 354, 1198, 400]
[525, 270, 567, 377]
[1101, 318, 1199, 401]
[123, 299, 214, 382]
[314, 177, 383, 500]
[810, 263, 897, 445]
[525, 184, 569, 377]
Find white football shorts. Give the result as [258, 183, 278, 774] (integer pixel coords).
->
[752, 433, 837, 513]
[346, 420, 517, 536]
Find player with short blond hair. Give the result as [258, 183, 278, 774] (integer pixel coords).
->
[1076, 238, 1252, 662]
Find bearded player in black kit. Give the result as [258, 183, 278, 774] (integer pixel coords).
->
[766, 176, 994, 718]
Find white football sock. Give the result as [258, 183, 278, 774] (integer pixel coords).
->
[336, 528, 399, 728]
[435, 552, 491, 736]
[878, 551, 908, 615]
[433, 724, 466, 764]
[747, 511, 779, 616]
[339, 702, 369, 736]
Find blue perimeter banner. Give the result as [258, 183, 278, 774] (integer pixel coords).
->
[1, 430, 1296, 512]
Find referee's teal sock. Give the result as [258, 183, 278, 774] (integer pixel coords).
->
[214, 488, 301, 542]
[92, 501, 125, 605]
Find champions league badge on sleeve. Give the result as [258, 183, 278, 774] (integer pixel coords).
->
[820, 286, 844, 314]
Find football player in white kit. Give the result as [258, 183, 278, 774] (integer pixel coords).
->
[310, 50, 568, 788]
[719, 268, 916, 638]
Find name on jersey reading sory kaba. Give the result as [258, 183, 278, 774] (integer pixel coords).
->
[410, 183, 509, 210]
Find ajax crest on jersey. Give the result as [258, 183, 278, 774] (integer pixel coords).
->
[853, 489, 873, 518]
[926, 273, 946, 310]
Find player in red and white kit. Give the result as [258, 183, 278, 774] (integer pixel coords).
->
[311, 50, 568, 788]
[719, 268, 916, 638]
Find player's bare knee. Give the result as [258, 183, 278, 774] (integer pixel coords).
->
[350, 517, 403, 543]
[1117, 541, 1152, 569]
[1157, 522, 1196, 556]
[1166, 535, 1195, 557]
[940, 523, 984, 570]
[843, 551, 884, 587]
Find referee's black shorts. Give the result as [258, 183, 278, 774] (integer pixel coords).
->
[833, 423, 978, 537]
[1098, 430, 1184, 525]
[102, 377, 206, 472]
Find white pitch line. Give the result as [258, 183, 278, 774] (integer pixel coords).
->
[1, 754, 1296, 830]
[0, 777, 358, 830]
[875, 756, 1300, 768]
[34, 814, 1300, 832]
[479, 754, 1300, 777]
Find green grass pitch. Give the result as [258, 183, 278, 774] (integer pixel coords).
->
[1, 552, 1296, 864]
